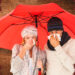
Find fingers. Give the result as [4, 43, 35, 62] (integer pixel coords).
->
[55, 35, 59, 41]
[50, 35, 55, 40]
[37, 60, 43, 69]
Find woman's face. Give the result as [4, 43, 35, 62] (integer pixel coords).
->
[24, 35, 37, 45]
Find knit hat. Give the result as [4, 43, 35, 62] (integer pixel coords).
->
[47, 17, 63, 32]
[21, 26, 37, 38]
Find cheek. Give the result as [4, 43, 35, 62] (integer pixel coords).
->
[32, 37, 37, 41]
[59, 32, 63, 37]
[26, 39, 30, 42]
[25, 39, 30, 43]
[60, 34, 62, 37]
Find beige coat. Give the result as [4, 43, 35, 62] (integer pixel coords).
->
[45, 39, 75, 75]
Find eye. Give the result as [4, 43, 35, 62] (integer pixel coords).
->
[51, 31, 53, 34]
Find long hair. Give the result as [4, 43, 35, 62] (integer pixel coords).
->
[21, 38, 25, 46]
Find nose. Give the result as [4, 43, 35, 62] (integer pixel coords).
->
[53, 31, 56, 34]
[29, 38, 33, 42]
[29, 38, 33, 41]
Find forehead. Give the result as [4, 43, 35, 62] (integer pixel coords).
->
[25, 35, 35, 38]
[49, 30, 63, 32]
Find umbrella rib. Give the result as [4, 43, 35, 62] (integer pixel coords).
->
[37, 11, 64, 24]
[10, 14, 31, 19]
[28, 12, 37, 24]
[53, 11, 64, 16]
[39, 17, 50, 22]
[0, 19, 35, 35]
[39, 11, 64, 21]
[0, 25, 14, 36]
[28, 12, 38, 27]
[11, 21, 35, 25]
[63, 24, 75, 35]
[11, 23, 31, 25]
[10, 15, 33, 21]
[28, 12, 44, 23]
[28, 12, 35, 19]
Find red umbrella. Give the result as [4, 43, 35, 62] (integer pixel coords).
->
[0, 3, 75, 50]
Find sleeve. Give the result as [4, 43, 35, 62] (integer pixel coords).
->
[55, 45, 75, 73]
[10, 44, 24, 74]
[43, 51, 47, 74]
[40, 50, 47, 74]
[68, 39, 75, 64]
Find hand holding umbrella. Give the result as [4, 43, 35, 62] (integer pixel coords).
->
[37, 59, 43, 75]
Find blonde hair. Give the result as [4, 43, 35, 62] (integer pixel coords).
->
[21, 26, 37, 38]
[21, 38, 25, 45]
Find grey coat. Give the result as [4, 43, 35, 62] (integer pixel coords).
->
[10, 44, 46, 75]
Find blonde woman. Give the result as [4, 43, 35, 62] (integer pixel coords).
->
[10, 26, 46, 75]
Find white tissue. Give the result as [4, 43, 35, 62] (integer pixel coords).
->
[48, 34, 61, 41]
[33, 39, 35, 45]
[56, 34, 61, 41]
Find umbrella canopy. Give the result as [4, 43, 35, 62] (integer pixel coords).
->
[0, 3, 75, 50]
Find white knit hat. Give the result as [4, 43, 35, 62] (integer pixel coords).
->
[21, 26, 37, 38]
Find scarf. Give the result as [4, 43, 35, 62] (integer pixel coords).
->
[47, 31, 71, 51]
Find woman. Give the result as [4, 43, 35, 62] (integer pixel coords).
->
[10, 26, 46, 75]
